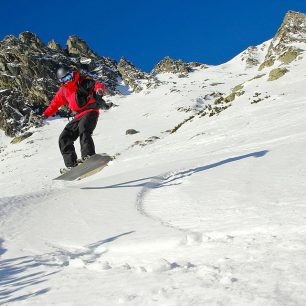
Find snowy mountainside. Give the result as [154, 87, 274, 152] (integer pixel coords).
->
[1, 10, 306, 306]
[220, 40, 271, 71]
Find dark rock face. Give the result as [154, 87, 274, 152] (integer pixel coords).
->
[0, 89, 32, 137]
[0, 32, 120, 136]
[0, 33, 60, 103]
[19, 32, 45, 50]
[94, 57, 120, 93]
[67, 35, 100, 60]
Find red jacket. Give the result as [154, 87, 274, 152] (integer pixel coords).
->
[43, 71, 106, 119]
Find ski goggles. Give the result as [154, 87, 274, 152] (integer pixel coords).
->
[59, 72, 74, 84]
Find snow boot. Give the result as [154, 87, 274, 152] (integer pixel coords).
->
[76, 155, 92, 165]
[60, 164, 83, 174]
[82, 155, 92, 162]
[60, 156, 90, 174]
[60, 166, 74, 175]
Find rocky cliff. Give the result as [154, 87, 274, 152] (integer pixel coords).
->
[1, 10, 305, 137]
[0, 32, 205, 137]
[0, 32, 119, 136]
[118, 57, 159, 93]
[152, 56, 192, 77]
[259, 10, 306, 70]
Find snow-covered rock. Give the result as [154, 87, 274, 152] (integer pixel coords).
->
[259, 10, 306, 70]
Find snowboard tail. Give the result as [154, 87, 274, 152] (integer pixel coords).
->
[54, 154, 112, 181]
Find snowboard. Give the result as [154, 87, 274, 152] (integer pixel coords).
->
[53, 153, 112, 181]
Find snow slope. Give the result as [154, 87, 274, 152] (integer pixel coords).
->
[1, 40, 306, 305]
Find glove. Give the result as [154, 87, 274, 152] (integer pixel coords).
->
[104, 102, 113, 110]
[95, 88, 104, 96]
[95, 96, 113, 110]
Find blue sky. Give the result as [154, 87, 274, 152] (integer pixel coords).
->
[1, 0, 306, 71]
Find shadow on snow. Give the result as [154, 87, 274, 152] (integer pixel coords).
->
[0, 231, 134, 304]
[0, 255, 55, 305]
[36, 231, 135, 266]
[0, 239, 6, 257]
[82, 150, 269, 190]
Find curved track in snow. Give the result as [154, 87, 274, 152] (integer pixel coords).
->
[136, 168, 204, 235]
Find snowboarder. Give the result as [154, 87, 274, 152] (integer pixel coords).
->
[37, 66, 111, 173]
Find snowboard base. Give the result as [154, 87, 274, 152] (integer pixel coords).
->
[53, 154, 112, 181]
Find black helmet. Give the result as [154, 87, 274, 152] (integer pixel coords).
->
[56, 66, 72, 80]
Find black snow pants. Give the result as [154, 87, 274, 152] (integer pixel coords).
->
[59, 111, 99, 167]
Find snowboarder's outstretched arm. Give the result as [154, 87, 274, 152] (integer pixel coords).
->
[43, 88, 67, 118]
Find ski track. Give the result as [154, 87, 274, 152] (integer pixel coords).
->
[1, 174, 198, 283]
[136, 168, 214, 251]
[136, 170, 199, 233]
[134, 169, 306, 306]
